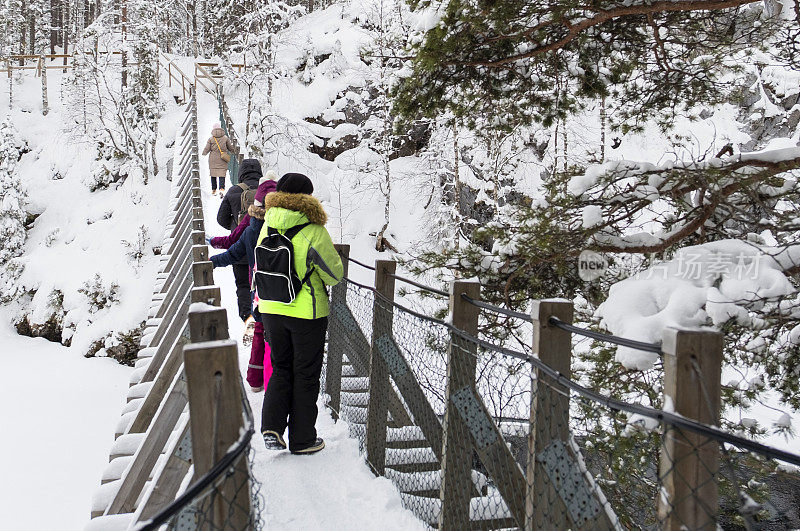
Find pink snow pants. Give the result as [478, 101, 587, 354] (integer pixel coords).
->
[246, 320, 273, 389]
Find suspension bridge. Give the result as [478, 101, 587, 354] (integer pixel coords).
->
[4, 53, 800, 530]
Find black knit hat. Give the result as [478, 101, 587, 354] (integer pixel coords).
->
[277, 172, 314, 195]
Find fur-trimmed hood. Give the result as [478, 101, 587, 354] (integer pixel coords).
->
[263, 192, 327, 226]
[248, 204, 267, 221]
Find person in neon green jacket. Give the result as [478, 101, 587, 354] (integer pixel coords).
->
[257, 173, 343, 455]
[256, 193, 343, 320]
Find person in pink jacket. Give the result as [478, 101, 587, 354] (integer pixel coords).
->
[208, 175, 277, 392]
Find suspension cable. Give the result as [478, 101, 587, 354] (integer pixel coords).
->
[549, 317, 663, 354]
[460, 294, 531, 321]
[460, 292, 662, 354]
[388, 272, 448, 297]
[471, 339, 800, 467]
[345, 256, 376, 271]
[344, 276, 800, 467]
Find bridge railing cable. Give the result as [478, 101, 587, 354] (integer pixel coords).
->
[459, 293, 663, 355]
[346, 255, 377, 271]
[548, 316, 663, 354]
[388, 272, 448, 297]
[324, 249, 800, 530]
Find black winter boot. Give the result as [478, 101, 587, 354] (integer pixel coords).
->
[291, 438, 325, 455]
[262, 430, 287, 451]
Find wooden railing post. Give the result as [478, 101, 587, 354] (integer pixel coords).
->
[526, 300, 573, 530]
[192, 260, 213, 287]
[364, 259, 396, 475]
[325, 244, 350, 420]
[658, 328, 722, 530]
[191, 244, 208, 264]
[438, 279, 480, 530]
[184, 338, 250, 529]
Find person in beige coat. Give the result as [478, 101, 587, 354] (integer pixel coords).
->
[202, 122, 232, 196]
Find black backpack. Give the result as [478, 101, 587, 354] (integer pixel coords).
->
[253, 223, 312, 304]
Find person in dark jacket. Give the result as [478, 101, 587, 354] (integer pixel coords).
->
[211, 177, 278, 393]
[210, 177, 275, 272]
[217, 159, 263, 230]
[217, 159, 263, 322]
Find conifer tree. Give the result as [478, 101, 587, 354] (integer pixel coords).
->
[395, 0, 785, 131]
[0, 117, 28, 302]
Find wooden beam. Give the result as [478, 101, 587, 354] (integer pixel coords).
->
[128, 323, 189, 434]
[184, 340, 251, 528]
[105, 371, 188, 515]
[438, 280, 481, 530]
[191, 261, 214, 287]
[658, 328, 723, 530]
[325, 244, 350, 419]
[135, 419, 193, 521]
[365, 260, 396, 475]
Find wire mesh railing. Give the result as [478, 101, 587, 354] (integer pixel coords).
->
[325, 246, 800, 530]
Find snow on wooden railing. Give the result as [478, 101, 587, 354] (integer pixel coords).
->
[87, 89, 254, 529]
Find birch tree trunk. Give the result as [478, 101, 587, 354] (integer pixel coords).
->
[41, 55, 49, 115]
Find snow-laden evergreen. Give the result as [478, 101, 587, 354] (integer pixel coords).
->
[0, 117, 27, 302]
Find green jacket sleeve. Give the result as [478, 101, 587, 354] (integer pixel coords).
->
[307, 226, 343, 286]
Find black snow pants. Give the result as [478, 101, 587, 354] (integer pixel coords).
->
[260, 314, 328, 452]
[232, 263, 251, 322]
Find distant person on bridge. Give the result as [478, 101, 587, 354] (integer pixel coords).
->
[217, 158, 264, 324]
[209, 174, 278, 394]
[255, 173, 343, 455]
[201, 122, 231, 197]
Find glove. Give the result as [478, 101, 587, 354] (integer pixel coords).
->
[205, 237, 213, 245]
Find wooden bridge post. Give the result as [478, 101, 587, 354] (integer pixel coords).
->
[438, 279, 481, 530]
[325, 244, 350, 420]
[365, 259, 396, 475]
[526, 300, 573, 531]
[192, 261, 214, 287]
[658, 328, 722, 530]
[184, 338, 250, 529]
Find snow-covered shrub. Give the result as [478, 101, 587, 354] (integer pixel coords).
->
[84, 321, 145, 366]
[44, 228, 59, 247]
[84, 143, 131, 192]
[0, 117, 28, 263]
[78, 274, 121, 313]
[0, 258, 25, 304]
[121, 225, 151, 269]
[14, 289, 66, 344]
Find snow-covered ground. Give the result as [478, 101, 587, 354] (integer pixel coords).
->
[0, 314, 131, 529]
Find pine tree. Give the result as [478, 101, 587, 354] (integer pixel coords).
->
[0, 117, 28, 302]
[394, 0, 784, 132]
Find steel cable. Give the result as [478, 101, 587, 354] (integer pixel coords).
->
[549, 317, 663, 354]
[344, 276, 800, 468]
